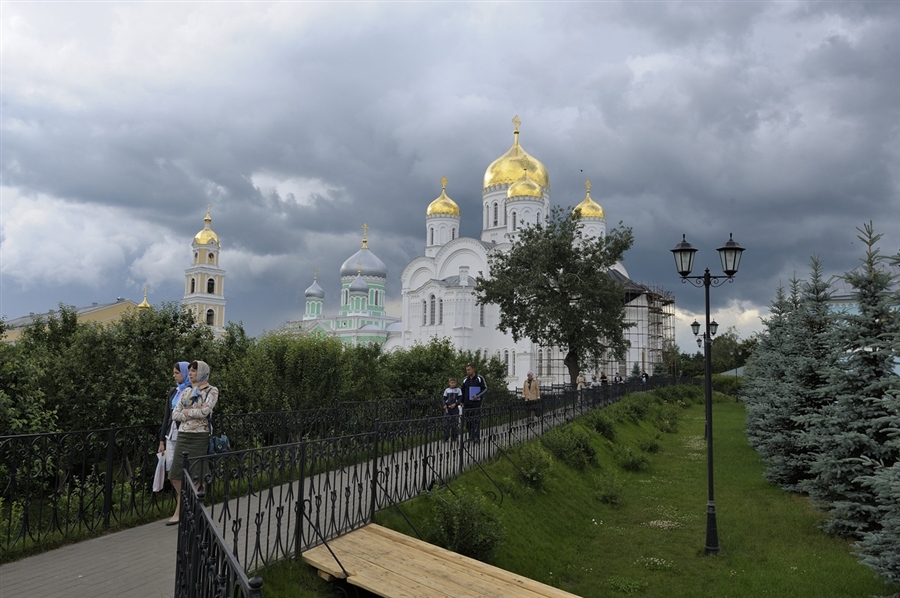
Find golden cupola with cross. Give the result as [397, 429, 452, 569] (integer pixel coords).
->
[573, 180, 607, 241]
[425, 176, 461, 257]
[481, 116, 550, 244]
[183, 205, 227, 336]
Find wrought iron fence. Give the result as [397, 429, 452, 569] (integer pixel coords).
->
[174, 378, 680, 596]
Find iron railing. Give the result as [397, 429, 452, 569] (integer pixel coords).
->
[174, 379, 677, 596]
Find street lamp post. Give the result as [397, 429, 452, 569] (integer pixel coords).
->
[671, 233, 745, 556]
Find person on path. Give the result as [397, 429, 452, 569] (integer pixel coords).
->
[167, 360, 219, 525]
[442, 377, 463, 441]
[158, 362, 191, 478]
[461, 364, 488, 442]
[522, 371, 540, 421]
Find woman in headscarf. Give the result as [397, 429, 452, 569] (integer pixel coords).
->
[157, 361, 191, 476]
[166, 360, 218, 525]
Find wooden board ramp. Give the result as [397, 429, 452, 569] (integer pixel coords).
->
[302, 524, 579, 598]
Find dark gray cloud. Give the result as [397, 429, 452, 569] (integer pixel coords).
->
[2, 2, 898, 350]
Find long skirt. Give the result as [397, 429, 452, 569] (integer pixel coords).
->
[168, 432, 209, 483]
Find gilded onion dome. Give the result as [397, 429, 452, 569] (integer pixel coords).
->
[194, 205, 220, 247]
[483, 115, 549, 190]
[507, 171, 543, 199]
[573, 180, 605, 219]
[137, 286, 151, 310]
[426, 176, 460, 216]
[340, 224, 387, 278]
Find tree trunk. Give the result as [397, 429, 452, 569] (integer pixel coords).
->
[563, 350, 580, 387]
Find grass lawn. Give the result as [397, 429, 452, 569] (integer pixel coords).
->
[262, 390, 898, 597]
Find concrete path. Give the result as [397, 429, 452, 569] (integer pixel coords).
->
[0, 516, 177, 598]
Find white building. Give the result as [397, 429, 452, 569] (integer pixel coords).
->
[290, 118, 674, 388]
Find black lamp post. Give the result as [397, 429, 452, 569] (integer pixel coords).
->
[671, 233, 744, 556]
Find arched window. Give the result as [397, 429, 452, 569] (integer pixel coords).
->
[537, 349, 544, 376]
[206, 309, 215, 325]
[511, 350, 516, 376]
[422, 300, 427, 325]
[479, 304, 485, 327]
[343, 289, 348, 305]
[537, 210, 542, 223]
[511, 212, 517, 231]
[429, 295, 436, 325]
[451, 227, 456, 240]
[438, 299, 444, 325]
[493, 202, 499, 226]
[504, 350, 509, 375]
[208, 253, 215, 264]
[207, 279, 215, 294]
[190, 278, 196, 294]
[429, 227, 434, 245]
[193, 252, 198, 264]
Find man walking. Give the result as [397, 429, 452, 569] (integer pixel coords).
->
[461, 363, 488, 442]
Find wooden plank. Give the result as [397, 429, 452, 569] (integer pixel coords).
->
[365, 525, 577, 598]
[302, 524, 580, 598]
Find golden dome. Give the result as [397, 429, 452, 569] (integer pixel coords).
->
[137, 286, 151, 310]
[193, 205, 220, 246]
[426, 176, 460, 216]
[573, 180, 605, 219]
[507, 172, 543, 199]
[483, 116, 549, 190]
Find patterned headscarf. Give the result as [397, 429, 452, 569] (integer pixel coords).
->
[189, 361, 211, 401]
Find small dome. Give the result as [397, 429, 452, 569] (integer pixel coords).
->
[507, 172, 543, 199]
[193, 206, 220, 246]
[349, 274, 369, 294]
[573, 181, 605, 219]
[305, 278, 324, 299]
[426, 176, 460, 216]
[483, 116, 549, 190]
[341, 227, 387, 278]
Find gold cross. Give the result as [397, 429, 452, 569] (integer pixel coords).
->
[313, 268, 318, 280]
[440, 176, 448, 190]
[361, 223, 369, 248]
[512, 115, 521, 131]
[585, 179, 592, 192]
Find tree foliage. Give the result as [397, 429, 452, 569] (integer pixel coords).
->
[474, 206, 634, 385]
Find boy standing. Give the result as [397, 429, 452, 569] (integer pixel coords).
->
[442, 377, 463, 441]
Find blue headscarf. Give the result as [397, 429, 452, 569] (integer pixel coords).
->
[172, 361, 191, 408]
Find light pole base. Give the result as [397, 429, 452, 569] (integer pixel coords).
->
[705, 502, 720, 556]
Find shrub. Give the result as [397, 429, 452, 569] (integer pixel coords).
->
[427, 488, 505, 562]
[543, 425, 597, 470]
[651, 403, 681, 433]
[614, 446, 649, 472]
[593, 473, 624, 507]
[638, 435, 661, 454]
[517, 444, 553, 489]
[621, 395, 653, 423]
[584, 411, 617, 441]
[654, 384, 703, 406]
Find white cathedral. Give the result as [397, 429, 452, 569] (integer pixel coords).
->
[284, 118, 675, 388]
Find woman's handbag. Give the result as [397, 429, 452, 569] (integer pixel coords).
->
[208, 434, 230, 454]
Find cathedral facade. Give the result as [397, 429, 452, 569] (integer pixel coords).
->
[289, 118, 674, 387]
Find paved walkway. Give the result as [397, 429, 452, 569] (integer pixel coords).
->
[0, 516, 177, 598]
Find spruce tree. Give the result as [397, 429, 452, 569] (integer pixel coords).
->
[801, 223, 900, 537]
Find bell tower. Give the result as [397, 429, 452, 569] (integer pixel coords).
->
[183, 205, 226, 335]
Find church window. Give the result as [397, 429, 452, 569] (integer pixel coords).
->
[503, 350, 509, 376]
[194, 252, 198, 264]
[451, 227, 456, 240]
[208, 253, 215, 264]
[479, 304, 485, 327]
[207, 279, 215, 294]
[511, 212, 517, 231]
[537, 210, 542, 223]
[429, 227, 434, 245]
[206, 309, 215, 326]
[190, 278, 196, 294]
[493, 203, 498, 226]
[438, 299, 443, 324]
[422, 300, 427, 325]
[537, 349, 543, 376]
[511, 350, 516, 376]
[429, 295, 436, 325]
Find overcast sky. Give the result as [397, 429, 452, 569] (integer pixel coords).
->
[2, 1, 898, 354]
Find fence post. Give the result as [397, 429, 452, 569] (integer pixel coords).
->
[294, 441, 306, 557]
[369, 426, 379, 523]
[102, 427, 115, 530]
